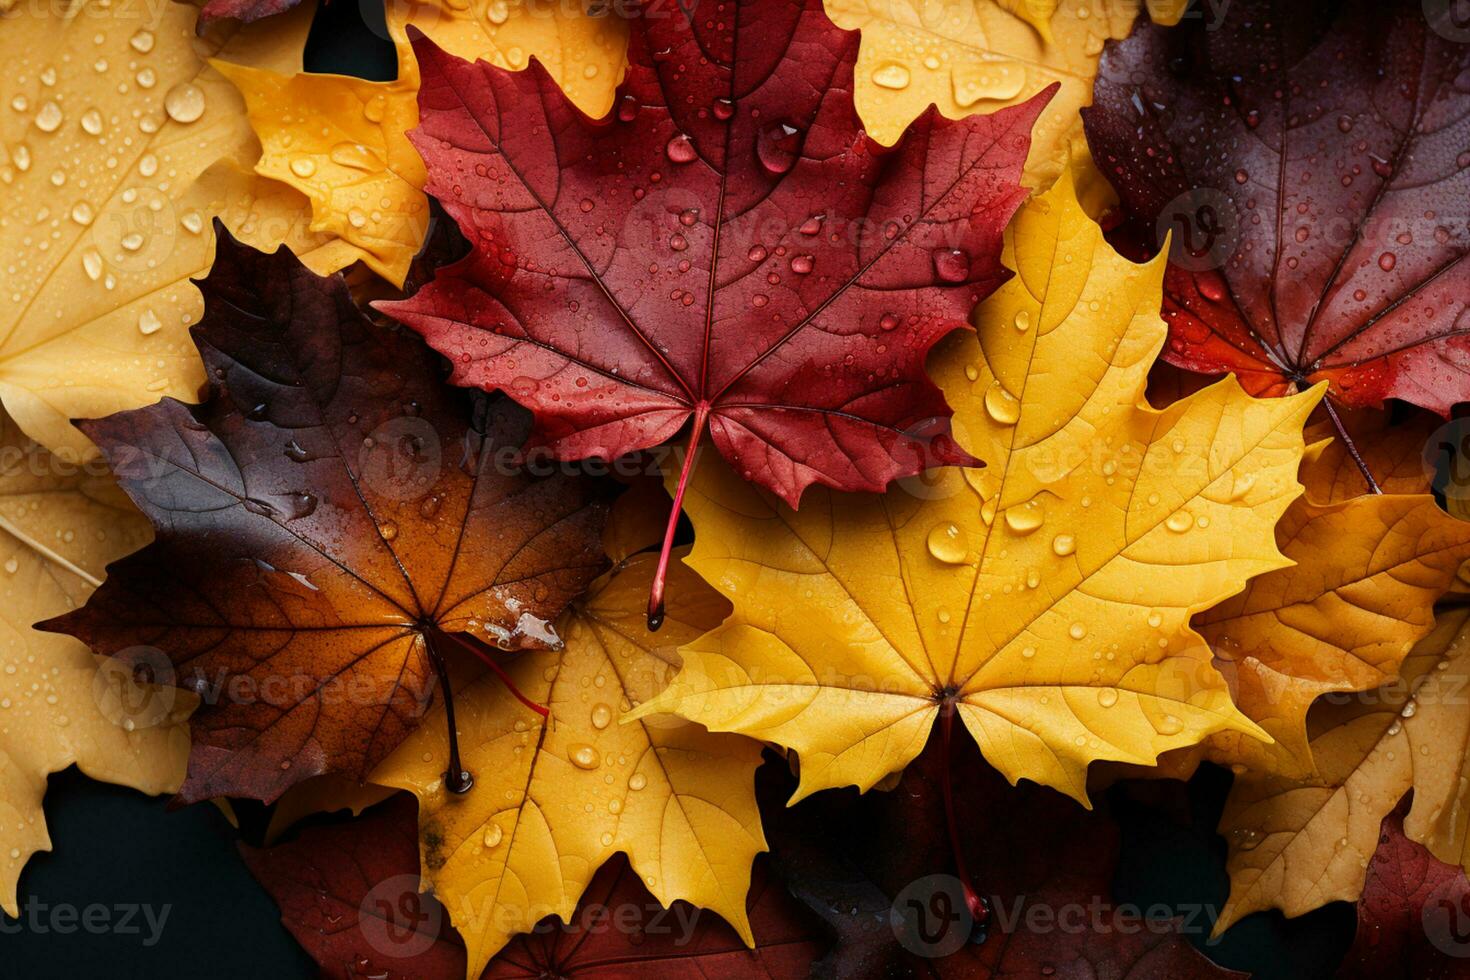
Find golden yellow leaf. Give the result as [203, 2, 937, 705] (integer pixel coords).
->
[1198, 495, 1470, 777]
[630, 169, 1321, 806]
[219, 0, 628, 287]
[0, 0, 334, 457]
[0, 409, 191, 915]
[1214, 606, 1470, 933]
[827, 0, 1178, 183]
[370, 551, 763, 976]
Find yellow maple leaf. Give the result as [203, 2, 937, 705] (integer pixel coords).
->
[630, 168, 1321, 806]
[1198, 495, 1470, 778]
[219, 0, 628, 287]
[0, 409, 191, 914]
[0, 0, 342, 457]
[827, 0, 1183, 183]
[370, 543, 764, 975]
[1213, 605, 1470, 933]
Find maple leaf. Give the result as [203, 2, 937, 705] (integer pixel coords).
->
[1107, 392, 1470, 781]
[42, 230, 612, 804]
[1212, 604, 1470, 933]
[0, 0, 354, 461]
[0, 408, 191, 915]
[381, 0, 1059, 622]
[367, 525, 768, 975]
[827, 0, 1186, 182]
[217, 0, 629, 286]
[763, 730, 1243, 977]
[1082, 0, 1470, 429]
[627, 166, 1321, 808]
[0, 0, 356, 457]
[1193, 468, 1470, 777]
[241, 793, 826, 979]
[1341, 802, 1470, 979]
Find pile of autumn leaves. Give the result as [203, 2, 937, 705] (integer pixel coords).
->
[4, 0, 1470, 975]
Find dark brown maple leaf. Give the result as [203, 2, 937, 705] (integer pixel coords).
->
[763, 734, 1244, 979]
[378, 0, 1053, 623]
[43, 228, 611, 804]
[239, 793, 829, 979]
[1083, 0, 1470, 482]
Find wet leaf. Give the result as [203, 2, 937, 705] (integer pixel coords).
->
[628, 167, 1321, 806]
[43, 231, 611, 804]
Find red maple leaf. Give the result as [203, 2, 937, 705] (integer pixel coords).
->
[1341, 802, 1470, 979]
[1082, 0, 1470, 484]
[379, 0, 1052, 623]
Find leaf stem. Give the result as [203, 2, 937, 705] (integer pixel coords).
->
[1321, 396, 1382, 495]
[433, 628, 550, 719]
[648, 405, 709, 631]
[422, 631, 474, 794]
[939, 699, 989, 929]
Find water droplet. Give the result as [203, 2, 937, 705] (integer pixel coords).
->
[163, 83, 205, 124]
[1097, 688, 1118, 708]
[1165, 511, 1192, 533]
[984, 382, 1021, 425]
[483, 824, 504, 847]
[755, 120, 801, 174]
[70, 202, 94, 226]
[790, 254, 813, 274]
[1051, 534, 1075, 556]
[1068, 622, 1087, 640]
[137, 309, 161, 335]
[120, 232, 144, 252]
[590, 703, 612, 729]
[629, 772, 647, 791]
[34, 101, 62, 133]
[951, 60, 1025, 107]
[1013, 309, 1031, 332]
[80, 109, 103, 136]
[926, 522, 967, 564]
[82, 248, 103, 280]
[129, 28, 155, 53]
[138, 154, 158, 178]
[1005, 500, 1044, 535]
[290, 157, 317, 178]
[180, 211, 204, 235]
[379, 521, 398, 541]
[872, 62, 911, 90]
[665, 133, 696, 164]
[932, 249, 970, 283]
[570, 743, 599, 769]
[1154, 714, 1184, 736]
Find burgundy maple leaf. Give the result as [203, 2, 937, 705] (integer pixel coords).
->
[1083, 0, 1470, 488]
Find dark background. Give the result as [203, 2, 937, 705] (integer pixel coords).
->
[0, 2, 1356, 976]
